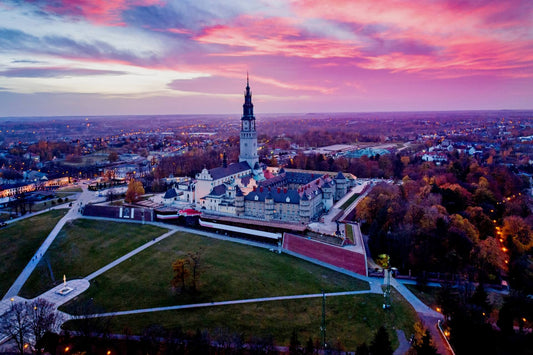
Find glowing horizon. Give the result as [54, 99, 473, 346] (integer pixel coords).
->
[0, 0, 531, 116]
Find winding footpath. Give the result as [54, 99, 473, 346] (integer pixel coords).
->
[1, 183, 450, 354]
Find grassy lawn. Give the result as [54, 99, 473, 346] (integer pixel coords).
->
[64, 291, 417, 350]
[340, 193, 360, 210]
[0, 210, 67, 296]
[61, 233, 369, 314]
[345, 224, 354, 243]
[20, 220, 168, 298]
[31, 199, 73, 212]
[55, 191, 77, 198]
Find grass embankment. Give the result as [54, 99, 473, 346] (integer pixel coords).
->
[0, 210, 66, 296]
[340, 193, 360, 210]
[65, 291, 416, 349]
[61, 232, 417, 348]
[20, 220, 168, 298]
[62, 233, 369, 314]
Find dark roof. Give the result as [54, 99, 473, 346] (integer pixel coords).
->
[259, 174, 285, 188]
[163, 188, 177, 199]
[335, 171, 346, 180]
[209, 162, 251, 180]
[207, 184, 227, 197]
[235, 186, 243, 196]
[285, 171, 317, 185]
[241, 175, 252, 186]
[245, 188, 301, 204]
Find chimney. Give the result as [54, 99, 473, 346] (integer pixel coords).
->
[260, 187, 263, 192]
[277, 187, 281, 193]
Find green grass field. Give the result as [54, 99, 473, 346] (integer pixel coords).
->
[60, 233, 369, 314]
[0, 210, 67, 296]
[64, 291, 417, 350]
[20, 220, 168, 298]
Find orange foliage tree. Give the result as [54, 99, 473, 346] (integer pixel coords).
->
[125, 179, 145, 203]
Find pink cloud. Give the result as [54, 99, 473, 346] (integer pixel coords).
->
[289, 0, 533, 76]
[195, 16, 363, 59]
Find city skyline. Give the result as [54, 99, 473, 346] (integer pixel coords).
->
[0, 0, 532, 117]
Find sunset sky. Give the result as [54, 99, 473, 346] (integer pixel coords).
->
[0, 0, 532, 116]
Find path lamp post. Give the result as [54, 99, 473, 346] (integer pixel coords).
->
[377, 254, 396, 310]
[321, 290, 327, 352]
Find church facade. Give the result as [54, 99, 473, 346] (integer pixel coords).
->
[193, 77, 354, 223]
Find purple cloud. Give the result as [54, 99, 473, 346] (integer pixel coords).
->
[0, 67, 127, 78]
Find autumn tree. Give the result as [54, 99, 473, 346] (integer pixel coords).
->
[108, 151, 119, 163]
[471, 237, 506, 283]
[502, 216, 533, 253]
[171, 258, 189, 293]
[171, 249, 205, 294]
[412, 329, 438, 355]
[125, 179, 145, 203]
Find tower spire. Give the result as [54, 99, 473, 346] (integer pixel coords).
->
[239, 73, 259, 171]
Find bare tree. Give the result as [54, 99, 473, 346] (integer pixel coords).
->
[0, 299, 63, 355]
[0, 301, 31, 355]
[188, 248, 204, 293]
[29, 298, 63, 355]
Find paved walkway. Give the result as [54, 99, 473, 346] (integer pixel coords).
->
[79, 290, 375, 319]
[421, 315, 455, 355]
[393, 329, 410, 355]
[86, 229, 177, 280]
[34, 279, 90, 308]
[390, 278, 442, 318]
[2, 187, 96, 300]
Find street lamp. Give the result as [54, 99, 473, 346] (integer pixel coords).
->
[377, 254, 396, 310]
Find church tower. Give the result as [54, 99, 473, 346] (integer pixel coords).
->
[239, 74, 260, 170]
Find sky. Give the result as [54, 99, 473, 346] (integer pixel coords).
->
[0, 0, 532, 117]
